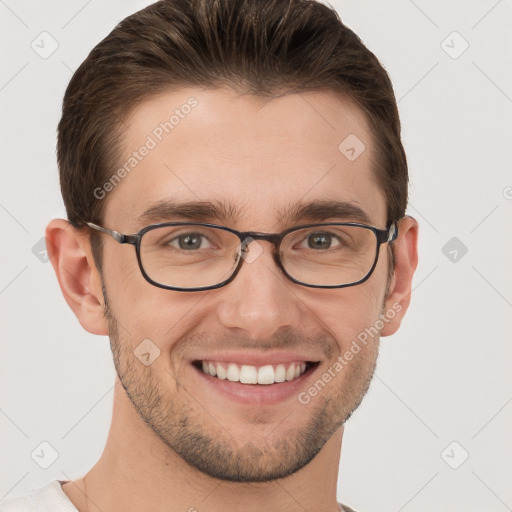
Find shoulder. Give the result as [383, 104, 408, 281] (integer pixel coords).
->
[0, 481, 77, 512]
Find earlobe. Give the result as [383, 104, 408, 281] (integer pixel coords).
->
[381, 216, 419, 337]
[46, 219, 109, 335]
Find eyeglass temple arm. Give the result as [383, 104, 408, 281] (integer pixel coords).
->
[86, 222, 138, 245]
[387, 222, 398, 242]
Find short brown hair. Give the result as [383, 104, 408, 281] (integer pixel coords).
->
[58, 0, 408, 254]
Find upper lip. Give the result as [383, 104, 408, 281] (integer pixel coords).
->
[192, 351, 321, 366]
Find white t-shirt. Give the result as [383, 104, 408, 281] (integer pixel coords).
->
[0, 481, 357, 512]
[0, 481, 77, 512]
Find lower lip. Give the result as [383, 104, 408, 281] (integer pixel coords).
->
[193, 364, 319, 405]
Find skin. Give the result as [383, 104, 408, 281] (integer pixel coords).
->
[47, 87, 418, 512]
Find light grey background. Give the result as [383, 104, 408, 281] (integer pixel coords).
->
[1, 1, 511, 510]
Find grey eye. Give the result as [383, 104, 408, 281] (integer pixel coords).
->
[303, 232, 341, 250]
[169, 233, 211, 250]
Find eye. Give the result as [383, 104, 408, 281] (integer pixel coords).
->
[168, 232, 213, 250]
[300, 232, 341, 250]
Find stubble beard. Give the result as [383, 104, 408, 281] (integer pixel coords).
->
[103, 289, 379, 483]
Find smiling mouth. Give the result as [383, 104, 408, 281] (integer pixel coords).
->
[193, 360, 319, 385]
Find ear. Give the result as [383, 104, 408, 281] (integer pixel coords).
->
[381, 216, 419, 337]
[46, 219, 108, 335]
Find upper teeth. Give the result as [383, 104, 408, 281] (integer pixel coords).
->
[200, 361, 307, 385]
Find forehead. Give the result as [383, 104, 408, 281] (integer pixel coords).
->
[103, 86, 387, 230]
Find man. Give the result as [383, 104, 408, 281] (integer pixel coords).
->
[1, 0, 417, 510]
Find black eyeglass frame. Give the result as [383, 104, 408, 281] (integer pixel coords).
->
[86, 221, 398, 292]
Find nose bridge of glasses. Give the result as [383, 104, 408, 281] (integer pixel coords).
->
[239, 231, 282, 254]
[232, 232, 286, 284]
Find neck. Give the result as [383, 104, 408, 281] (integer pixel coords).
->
[63, 379, 344, 512]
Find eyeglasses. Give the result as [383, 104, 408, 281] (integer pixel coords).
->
[86, 221, 398, 292]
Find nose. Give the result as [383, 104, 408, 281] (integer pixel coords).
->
[215, 239, 302, 340]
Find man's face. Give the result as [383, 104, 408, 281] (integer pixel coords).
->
[99, 87, 391, 481]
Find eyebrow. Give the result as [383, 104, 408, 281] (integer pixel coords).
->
[283, 200, 372, 225]
[136, 199, 373, 228]
[137, 200, 244, 226]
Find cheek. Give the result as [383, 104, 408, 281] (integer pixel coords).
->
[103, 253, 142, 309]
[101, 250, 205, 362]
[303, 282, 385, 354]
[101, 246, 176, 333]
